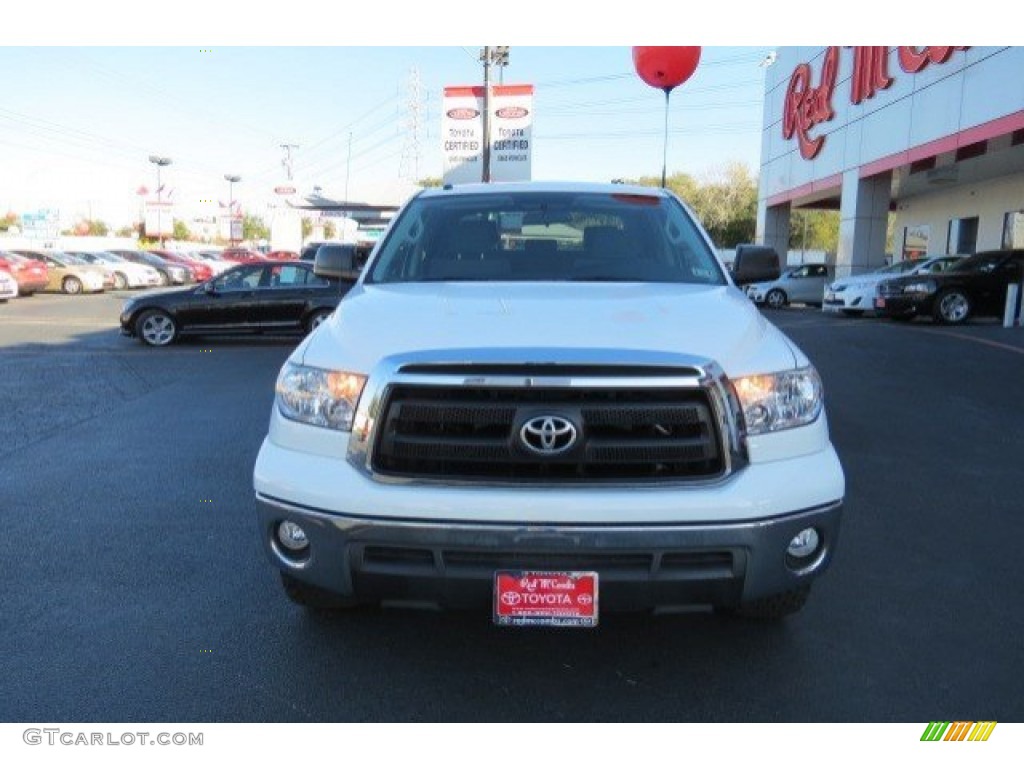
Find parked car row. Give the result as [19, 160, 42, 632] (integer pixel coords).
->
[822, 256, 962, 316]
[876, 249, 1024, 324]
[745, 249, 1024, 325]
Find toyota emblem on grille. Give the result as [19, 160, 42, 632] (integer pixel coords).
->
[519, 416, 578, 455]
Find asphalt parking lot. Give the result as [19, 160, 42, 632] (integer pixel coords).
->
[1, 291, 1023, 722]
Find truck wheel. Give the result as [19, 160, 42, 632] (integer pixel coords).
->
[280, 572, 360, 612]
[731, 585, 811, 620]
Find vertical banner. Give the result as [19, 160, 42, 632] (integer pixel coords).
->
[442, 84, 533, 184]
[144, 202, 174, 236]
[491, 85, 533, 182]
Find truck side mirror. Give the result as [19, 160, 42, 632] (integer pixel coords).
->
[314, 245, 362, 281]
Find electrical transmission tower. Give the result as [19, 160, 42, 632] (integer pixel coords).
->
[399, 68, 425, 182]
[280, 143, 299, 182]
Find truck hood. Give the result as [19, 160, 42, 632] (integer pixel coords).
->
[299, 282, 801, 378]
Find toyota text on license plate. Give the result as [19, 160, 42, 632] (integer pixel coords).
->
[494, 571, 598, 627]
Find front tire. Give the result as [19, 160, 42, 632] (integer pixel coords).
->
[63, 276, 83, 295]
[765, 288, 787, 309]
[841, 309, 863, 317]
[933, 289, 971, 325]
[135, 309, 178, 347]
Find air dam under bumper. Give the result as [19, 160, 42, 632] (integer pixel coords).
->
[257, 495, 842, 611]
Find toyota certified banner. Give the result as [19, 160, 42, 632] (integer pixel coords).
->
[442, 84, 533, 184]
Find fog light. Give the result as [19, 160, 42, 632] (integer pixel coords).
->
[787, 528, 820, 559]
[277, 520, 309, 552]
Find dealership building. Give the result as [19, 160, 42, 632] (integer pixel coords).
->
[757, 46, 1024, 277]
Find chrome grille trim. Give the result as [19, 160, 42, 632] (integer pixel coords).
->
[346, 348, 746, 487]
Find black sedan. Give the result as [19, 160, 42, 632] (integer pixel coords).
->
[120, 261, 351, 346]
[875, 249, 1024, 324]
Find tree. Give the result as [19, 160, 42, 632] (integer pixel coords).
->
[324, 221, 336, 239]
[115, 225, 136, 238]
[627, 165, 757, 248]
[789, 209, 839, 253]
[0, 212, 18, 232]
[243, 214, 270, 242]
[417, 177, 443, 188]
[301, 218, 313, 239]
[172, 220, 191, 241]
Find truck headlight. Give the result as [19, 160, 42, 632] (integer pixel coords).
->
[733, 366, 823, 435]
[275, 362, 366, 431]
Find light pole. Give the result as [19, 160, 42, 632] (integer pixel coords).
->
[224, 174, 241, 246]
[148, 155, 172, 246]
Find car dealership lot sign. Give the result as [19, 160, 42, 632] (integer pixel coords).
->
[442, 84, 533, 184]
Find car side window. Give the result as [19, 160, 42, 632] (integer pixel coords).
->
[216, 266, 264, 291]
[267, 265, 308, 288]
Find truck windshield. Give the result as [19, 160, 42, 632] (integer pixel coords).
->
[366, 191, 725, 285]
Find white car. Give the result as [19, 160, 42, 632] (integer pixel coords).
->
[0, 269, 18, 301]
[822, 256, 962, 316]
[747, 264, 829, 308]
[253, 181, 845, 623]
[71, 251, 162, 289]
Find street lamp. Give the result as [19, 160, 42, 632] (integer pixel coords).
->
[148, 155, 172, 246]
[224, 174, 241, 245]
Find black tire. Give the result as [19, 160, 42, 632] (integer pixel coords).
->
[135, 309, 178, 347]
[933, 288, 971, 325]
[113, 272, 128, 290]
[306, 308, 333, 334]
[841, 309, 863, 317]
[722, 585, 811, 620]
[280, 572, 359, 612]
[765, 288, 787, 309]
[63, 276, 83, 295]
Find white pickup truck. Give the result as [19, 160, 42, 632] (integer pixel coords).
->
[253, 182, 845, 624]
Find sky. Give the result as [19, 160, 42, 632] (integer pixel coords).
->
[0, 2, 1003, 231]
[0, 45, 769, 229]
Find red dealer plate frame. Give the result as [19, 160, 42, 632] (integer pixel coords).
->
[493, 571, 598, 627]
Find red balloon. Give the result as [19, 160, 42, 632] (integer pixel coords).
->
[632, 47, 702, 91]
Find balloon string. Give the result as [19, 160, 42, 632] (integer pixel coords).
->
[661, 87, 672, 188]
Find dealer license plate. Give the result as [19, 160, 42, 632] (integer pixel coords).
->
[493, 571, 598, 627]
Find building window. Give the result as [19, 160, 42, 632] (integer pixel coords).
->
[1012, 129, 1024, 147]
[1003, 211, 1024, 249]
[909, 157, 936, 175]
[955, 141, 987, 162]
[947, 217, 979, 255]
[903, 225, 930, 259]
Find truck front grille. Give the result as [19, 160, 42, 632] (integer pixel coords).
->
[371, 383, 724, 482]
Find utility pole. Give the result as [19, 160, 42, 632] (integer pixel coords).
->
[480, 46, 492, 183]
[280, 143, 299, 182]
[479, 48, 510, 183]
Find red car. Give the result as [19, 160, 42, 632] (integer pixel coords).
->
[219, 248, 268, 264]
[149, 250, 213, 283]
[265, 250, 299, 261]
[0, 251, 49, 296]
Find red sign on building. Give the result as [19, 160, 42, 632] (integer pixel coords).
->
[782, 47, 970, 160]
